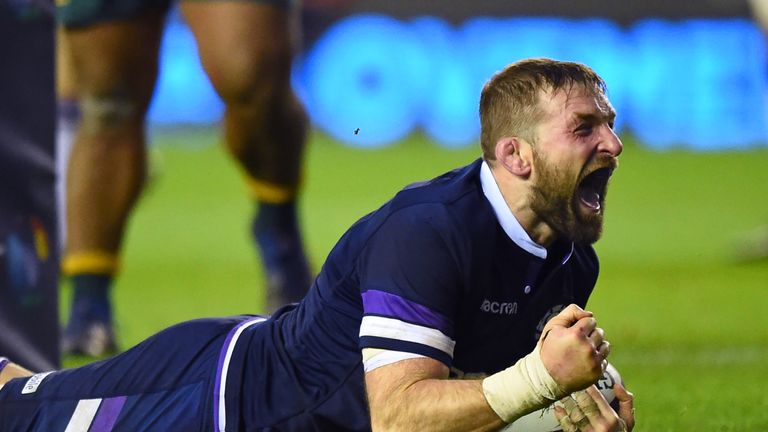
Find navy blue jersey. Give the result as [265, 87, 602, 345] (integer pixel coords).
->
[0, 159, 598, 431]
[249, 158, 599, 428]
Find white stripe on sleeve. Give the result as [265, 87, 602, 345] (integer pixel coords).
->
[362, 348, 427, 372]
[359, 315, 456, 356]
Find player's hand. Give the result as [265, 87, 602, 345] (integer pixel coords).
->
[538, 304, 608, 393]
[553, 384, 635, 431]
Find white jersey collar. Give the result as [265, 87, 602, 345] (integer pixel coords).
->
[480, 160, 548, 259]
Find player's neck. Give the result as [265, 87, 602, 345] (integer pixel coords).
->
[507, 203, 558, 248]
[491, 167, 558, 248]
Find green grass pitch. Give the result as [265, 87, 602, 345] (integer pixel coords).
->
[61, 128, 768, 430]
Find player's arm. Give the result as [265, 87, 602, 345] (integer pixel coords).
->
[364, 304, 609, 432]
[365, 355, 502, 432]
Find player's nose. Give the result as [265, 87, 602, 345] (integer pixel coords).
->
[598, 126, 623, 158]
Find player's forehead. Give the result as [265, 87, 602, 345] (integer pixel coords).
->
[540, 84, 615, 123]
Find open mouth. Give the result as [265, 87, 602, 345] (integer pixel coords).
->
[577, 167, 613, 213]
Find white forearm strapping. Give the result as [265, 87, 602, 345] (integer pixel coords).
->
[481, 345, 566, 423]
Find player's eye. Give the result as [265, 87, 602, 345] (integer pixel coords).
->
[575, 124, 593, 136]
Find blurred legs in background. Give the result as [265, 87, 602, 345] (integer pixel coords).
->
[59, 10, 163, 356]
[58, 0, 311, 357]
[179, 2, 311, 310]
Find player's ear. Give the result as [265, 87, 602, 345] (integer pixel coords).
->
[495, 137, 531, 178]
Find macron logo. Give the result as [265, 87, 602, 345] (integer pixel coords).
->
[480, 299, 518, 315]
[21, 371, 54, 395]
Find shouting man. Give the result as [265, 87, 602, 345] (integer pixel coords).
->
[0, 58, 634, 432]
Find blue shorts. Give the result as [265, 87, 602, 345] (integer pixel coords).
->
[0, 315, 266, 431]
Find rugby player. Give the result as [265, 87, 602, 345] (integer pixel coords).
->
[57, 0, 313, 356]
[0, 58, 635, 431]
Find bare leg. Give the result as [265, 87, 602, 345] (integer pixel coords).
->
[181, 2, 311, 310]
[61, 11, 166, 356]
[56, 27, 78, 251]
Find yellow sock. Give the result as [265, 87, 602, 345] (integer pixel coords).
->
[61, 251, 120, 276]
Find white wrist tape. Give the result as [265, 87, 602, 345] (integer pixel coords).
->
[481, 344, 566, 423]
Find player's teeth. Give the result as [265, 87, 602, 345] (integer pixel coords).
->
[580, 191, 601, 210]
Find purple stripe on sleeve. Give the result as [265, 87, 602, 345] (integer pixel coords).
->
[362, 290, 453, 336]
[88, 396, 127, 432]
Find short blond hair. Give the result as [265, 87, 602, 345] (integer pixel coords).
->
[479, 58, 607, 160]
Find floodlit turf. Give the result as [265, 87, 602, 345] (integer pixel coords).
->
[61, 128, 768, 430]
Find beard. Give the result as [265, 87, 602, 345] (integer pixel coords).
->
[528, 151, 607, 244]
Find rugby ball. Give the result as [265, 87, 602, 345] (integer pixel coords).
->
[500, 362, 622, 432]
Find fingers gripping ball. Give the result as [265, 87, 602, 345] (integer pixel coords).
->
[500, 363, 622, 432]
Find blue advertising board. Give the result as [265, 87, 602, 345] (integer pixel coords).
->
[149, 15, 768, 151]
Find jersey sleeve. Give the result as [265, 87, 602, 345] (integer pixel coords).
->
[356, 204, 464, 367]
